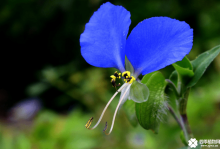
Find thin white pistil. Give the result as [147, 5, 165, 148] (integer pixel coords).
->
[88, 83, 129, 130]
[104, 83, 131, 135]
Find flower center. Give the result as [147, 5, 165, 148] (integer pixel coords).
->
[110, 71, 135, 89]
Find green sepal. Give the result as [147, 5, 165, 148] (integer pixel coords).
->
[123, 100, 138, 127]
[129, 81, 149, 103]
[169, 71, 178, 87]
[187, 45, 220, 88]
[172, 56, 194, 77]
[171, 56, 194, 94]
[125, 56, 134, 75]
[135, 71, 167, 134]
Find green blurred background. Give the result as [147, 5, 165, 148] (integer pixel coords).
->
[0, 0, 220, 148]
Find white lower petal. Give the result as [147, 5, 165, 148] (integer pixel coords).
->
[104, 83, 131, 135]
[118, 83, 131, 110]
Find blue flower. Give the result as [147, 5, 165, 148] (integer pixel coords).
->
[81, 2, 193, 134]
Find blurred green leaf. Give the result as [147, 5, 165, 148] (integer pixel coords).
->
[60, 110, 99, 149]
[26, 82, 50, 96]
[33, 111, 58, 140]
[123, 100, 138, 127]
[179, 147, 189, 149]
[1, 132, 13, 149]
[179, 143, 201, 149]
[16, 133, 31, 149]
[136, 71, 167, 134]
[187, 45, 220, 87]
[129, 81, 149, 103]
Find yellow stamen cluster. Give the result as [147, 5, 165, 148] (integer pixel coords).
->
[122, 71, 136, 84]
[110, 71, 135, 88]
[114, 71, 121, 79]
[110, 71, 121, 88]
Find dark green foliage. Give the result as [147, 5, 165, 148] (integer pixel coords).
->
[187, 45, 220, 87]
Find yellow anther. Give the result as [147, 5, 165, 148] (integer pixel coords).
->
[114, 71, 121, 79]
[122, 71, 136, 84]
[111, 74, 121, 89]
[85, 117, 93, 129]
[110, 75, 116, 81]
[122, 71, 130, 78]
[128, 76, 136, 84]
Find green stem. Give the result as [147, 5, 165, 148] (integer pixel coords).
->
[179, 88, 193, 138]
[166, 79, 193, 145]
[167, 104, 189, 142]
[179, 114, 189, 142]
[167, 105, 183, 130]
[166, 79, 180, 98]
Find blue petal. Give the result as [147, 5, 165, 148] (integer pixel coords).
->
[80, 2, 131, 72]
[125, 17, 193, 75]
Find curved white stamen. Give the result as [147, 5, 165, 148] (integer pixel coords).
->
[104, 83, 131, 135]
[88, 83, 129, 130]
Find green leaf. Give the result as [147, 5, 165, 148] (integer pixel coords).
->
[187, 45, 220, 88]
[129, 81, 149, 103]
[123, 100, 138, 127]
[135, 71, 167, 134]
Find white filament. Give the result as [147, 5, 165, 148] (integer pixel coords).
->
[104, 83, 131, 135]
[88, 83, 129, 130]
